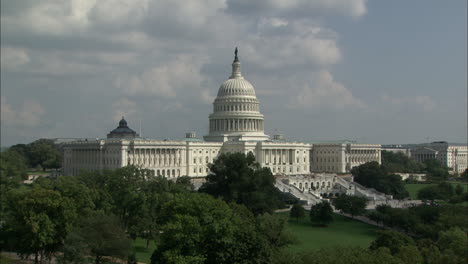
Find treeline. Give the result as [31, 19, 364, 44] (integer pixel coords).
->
[382, 151, 453, 181]
[2, 139, 61, 172]
[273, 225, 467, 264]
[0, 152, 293, 264]
[417, 182, 468, 204]
[368, 204, 467, 239]
[351, 161, 409, 199]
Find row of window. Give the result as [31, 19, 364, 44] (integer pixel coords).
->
[293, 181, 332, 189]
[214, 104, 259, 112]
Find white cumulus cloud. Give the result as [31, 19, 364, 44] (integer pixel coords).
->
[289, 71, 365, 109]
[1, 97, 46, 127]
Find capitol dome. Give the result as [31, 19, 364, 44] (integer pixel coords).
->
[217, 77, 256, 97]
[204, 48, 269, 142]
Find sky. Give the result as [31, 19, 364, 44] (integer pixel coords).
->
[1, 0, 466, 146]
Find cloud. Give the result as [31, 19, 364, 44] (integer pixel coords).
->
[0, 0, 376, 145]
[0, 47, 30, 70]
[114, 56, 207, 99]
[1, 97, 45, 127]
[381, 95, 436, 112]
[289, 71, 365, 109]
[112, 98, 138, 122]
[1, 0, 95, 36]
[226, 0, 367, 19]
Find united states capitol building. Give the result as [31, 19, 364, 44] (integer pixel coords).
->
[63, 50, 381, 182]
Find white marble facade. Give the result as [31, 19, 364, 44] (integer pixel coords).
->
[411, 142, 468, 173]
[63, 50, 381, 177]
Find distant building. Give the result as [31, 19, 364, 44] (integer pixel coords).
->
[409, 142, 468, 173]
[62, 49, 380, 177]
[381, 144, 411, 156]
[310, 141, 381, 173]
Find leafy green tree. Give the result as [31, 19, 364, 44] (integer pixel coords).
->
[436, 227, 468, 263]
[200, 152, 283, 215]
[309, 201, 334, 226]
[28, 139, 61, 170]
[64, 211, 132, 264]
[416, 239, 442, 264]
[454, 184, 464, 196]
[290, 204, 305, 222]
[395, 246, 423, 264]
[0, 149, 29, 218]
[381, 150, 424, 173]
[417, 186, 438, 201]
[76, 170, 114, 212]
[2, 187, 77, 263]
[417, 182, 454, 201]
[175, 176, 194, 191]
[107, 166, 149, 231]
[273, 246, 403, 264]
[332, 195, 367, 218]
[151, 193, 291, 264]
[423, 159, 449, 182]
[351, 161, 409, 199]
[370, 230, 415, 255]
[0, 149, 28, 183]
[460, 168, 468, 181]
[256, 213, 295, 249]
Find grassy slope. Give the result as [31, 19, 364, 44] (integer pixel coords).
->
[134, 238, 156, 264]
[285, 213, 379, 252]
[133, 213, 379, 263]
[405, 182, 468, 199]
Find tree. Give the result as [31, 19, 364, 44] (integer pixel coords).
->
[436, 227, 468, 263]
[2, 187, 77, 263]
[309, 201, 334, 226]
[200, 152, 283, 215]
[417, 182, 454, 201]
[332, 195, 367, 218]
[256, 213, 295, 249]
[395, 246, 423, 264]
[417, 186, 439, 201]
[351, 161, 409, 199]
[290, 204, 305, 222]
[273, 246, 403, 264]
[64, 211, 132, 264]
[27, 139, 61, 170]
[0, 149, 28, 218]
[151, 193, 290, 264]
[423, 159, 449, 182]
[370, 230, 415, 255]
[460, 168, 468, 181]
[454, 185, 464, 196]
[107, 166, 150, 232]
[381, 150, 424, 173]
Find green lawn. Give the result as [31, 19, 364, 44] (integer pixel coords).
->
[133, 238, 156, 264]
[284, 213, 379, 252]
[405, 183, 435, 199]
[133, 213, 379, 263]
[405, 182, 468, 200]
